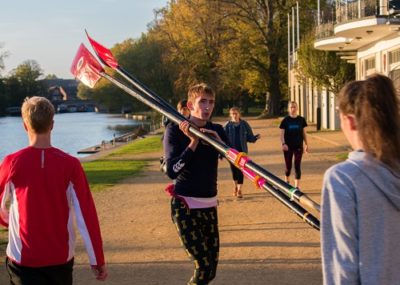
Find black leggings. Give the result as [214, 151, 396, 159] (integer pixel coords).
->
[230, 163, 244, 184]
[6, 257, 73, 285]
[283, 147, 303, 179]
[171, 198, 219, 285]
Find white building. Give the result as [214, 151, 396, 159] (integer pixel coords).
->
[289, 0, 400, 130]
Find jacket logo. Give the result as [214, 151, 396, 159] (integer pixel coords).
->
[173, 159, 185, 173]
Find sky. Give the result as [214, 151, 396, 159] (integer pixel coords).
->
[0, 0, 168, 79]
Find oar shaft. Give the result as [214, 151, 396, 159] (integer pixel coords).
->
[100, 72, 320, 230]
[102, 72, 227, 153]
[262, 182, 320, 230]
[117, 66, 180, 116]
[245, 161, 320, 212]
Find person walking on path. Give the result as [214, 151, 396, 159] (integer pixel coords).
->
[224, 106, 260, 198]
[321, 74, 400, 285]
[0, 97, 107, 285]
[163, 83, 228, 285]
[279, 101, 309, 188]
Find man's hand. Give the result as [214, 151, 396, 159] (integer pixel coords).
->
[179, 121, 198, 141]
[200, 128, 222, 143]
[91, 265, 108, 281]
[179, 121, 199, 151]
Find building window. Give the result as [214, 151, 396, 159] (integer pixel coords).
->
[389, 48, 400, 65]
[364, 57, 376, 76]
[365, 57, 375, 70]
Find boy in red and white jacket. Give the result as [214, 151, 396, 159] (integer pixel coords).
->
[0, 96, 107, 285]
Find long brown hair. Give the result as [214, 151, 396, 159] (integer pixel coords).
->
[338, 74, 400, 169]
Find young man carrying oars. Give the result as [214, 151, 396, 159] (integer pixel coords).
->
[163, 83, 228, 285]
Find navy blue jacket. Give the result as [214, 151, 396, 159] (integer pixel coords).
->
[223, 120, 258, 153]
[163, 122, 228, 198]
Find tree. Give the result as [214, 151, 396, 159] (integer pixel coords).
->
[0, 44, 8, 76]
[44, 74, 58, 80]
[0, 45, 8, 114]
[296, 30, 355, 94]
[5, 60, 45, 107]
[153, 0, 235, 114]
[217, 0, 318, 116]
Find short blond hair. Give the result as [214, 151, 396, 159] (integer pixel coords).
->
[21, 96, 55, 134]
[187, 83, 215, 103]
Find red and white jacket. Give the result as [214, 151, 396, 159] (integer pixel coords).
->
[0, 146, 105, 267]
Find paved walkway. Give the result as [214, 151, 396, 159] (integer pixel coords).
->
[0, 117, 350, 284]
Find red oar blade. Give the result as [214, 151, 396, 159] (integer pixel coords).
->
[86, 30, 119, 69]
[70, 44, 104, 88]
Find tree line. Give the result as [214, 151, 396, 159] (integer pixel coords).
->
[1, 0, 354, 116]
[0, 54, 47, 115]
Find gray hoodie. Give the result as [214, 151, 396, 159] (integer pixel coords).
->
[321, 151, 400, 285]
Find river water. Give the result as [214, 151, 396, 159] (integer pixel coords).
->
[0, 112, 144, 161]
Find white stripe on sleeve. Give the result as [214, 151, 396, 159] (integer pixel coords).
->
[6, 182, 22, 263]
[69, 182, 97, 265]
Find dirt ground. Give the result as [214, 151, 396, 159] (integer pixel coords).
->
[0, 117, 350, 284]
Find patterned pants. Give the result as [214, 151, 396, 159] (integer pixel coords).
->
[171, 197, 219, 285]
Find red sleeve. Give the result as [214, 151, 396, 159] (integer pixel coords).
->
[70, 158, 105, 266]
[0, 156, 11, 227]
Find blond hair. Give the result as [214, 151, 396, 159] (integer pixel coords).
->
[21, 96, 55, 134]
[187, 83, 215, 103]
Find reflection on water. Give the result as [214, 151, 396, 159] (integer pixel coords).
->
[0, 113, 142, 160]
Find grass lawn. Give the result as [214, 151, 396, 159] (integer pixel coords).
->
[0, 228, 7, 257]
[83, 135, 162, 192]
[336, 152, 348, 161]
[83, 160, 147, 192]
[108, 135, 162, 157]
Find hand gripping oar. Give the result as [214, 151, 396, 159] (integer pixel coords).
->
[84, 33, 321, 213]
[70, 43, 320, 231]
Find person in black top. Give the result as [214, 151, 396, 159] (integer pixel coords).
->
[279, 101, 309, 189]
[163, 83, 228, 285]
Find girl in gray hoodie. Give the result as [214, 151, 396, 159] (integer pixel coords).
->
[321, 74, 400, 285]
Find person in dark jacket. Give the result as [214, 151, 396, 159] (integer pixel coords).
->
[224, 107, 260, 198]
[163, 83, 228, 285]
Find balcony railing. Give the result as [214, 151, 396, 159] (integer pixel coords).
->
[315, 1, 397, 40]
[316, 22, 335, 39]
[336, 0, 388, 24]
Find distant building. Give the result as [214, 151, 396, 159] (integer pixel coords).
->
[41, 78, 96, 113]
[41, 79, 79, 101]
